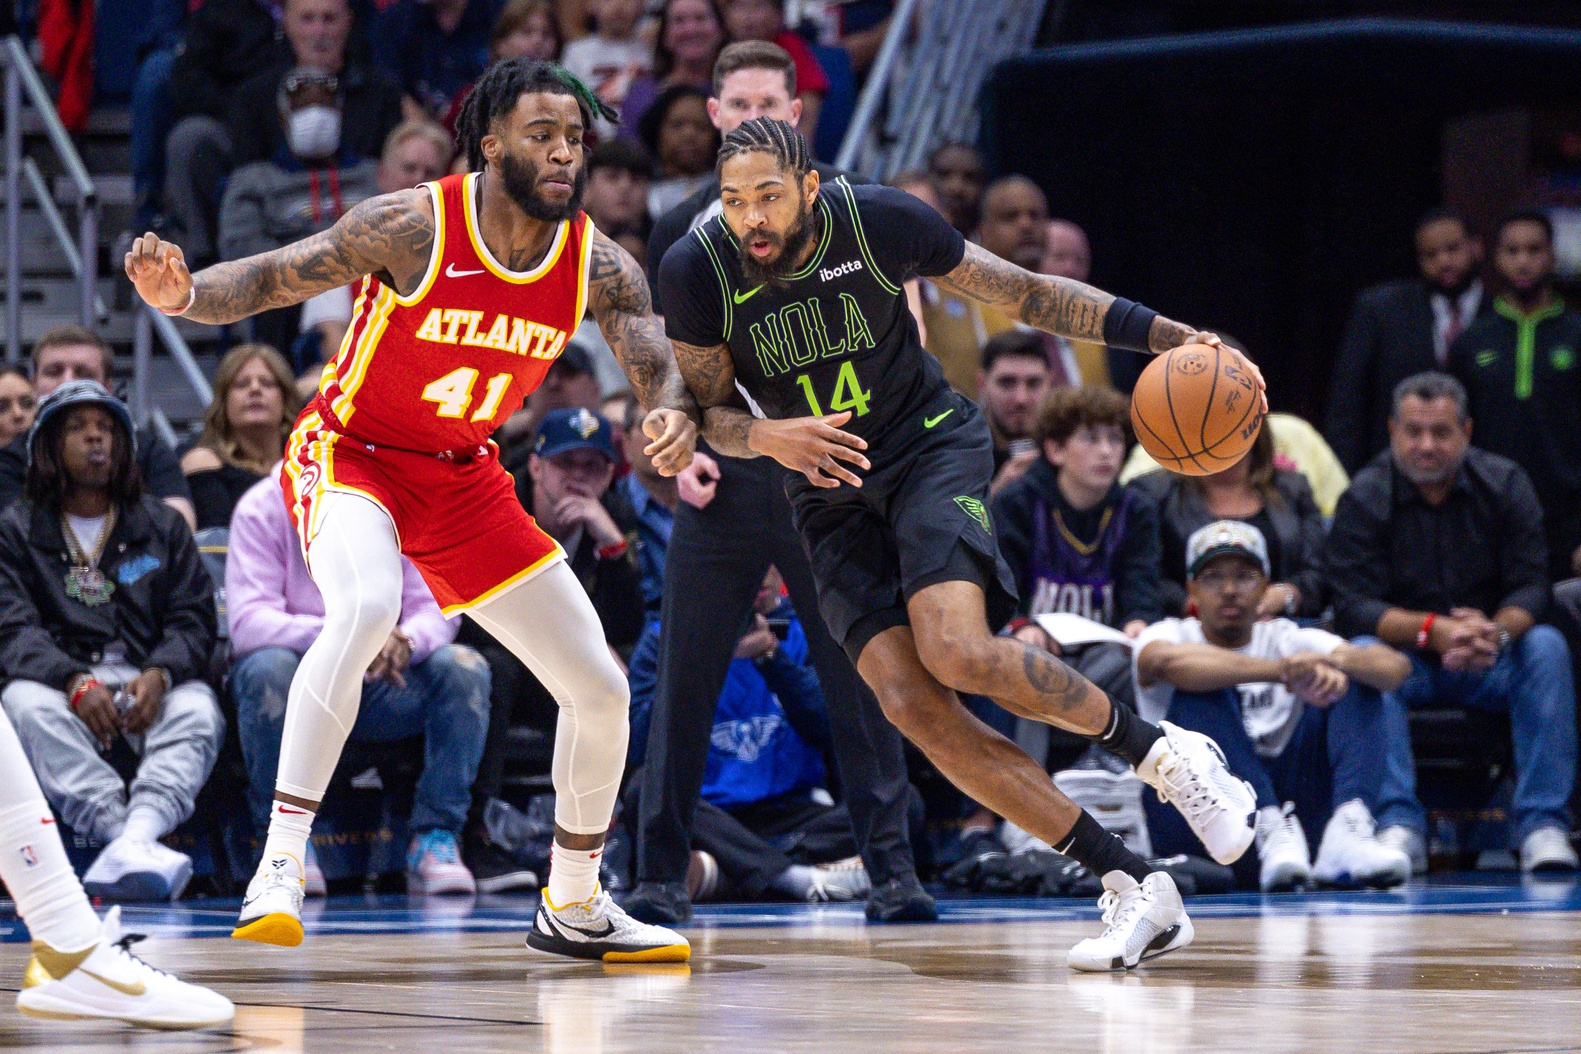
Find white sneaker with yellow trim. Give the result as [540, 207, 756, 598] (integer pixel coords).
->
[232, 852, 306, 946]
[526, 887, 690, 963]
[17, 906, 235, 1029]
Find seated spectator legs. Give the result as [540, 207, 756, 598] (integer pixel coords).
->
[1379, 626, 1577, 864]
[130, 48, 178, 227]
[163, 116, 233, 264]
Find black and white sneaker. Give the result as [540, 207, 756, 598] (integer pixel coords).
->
[526, 887, 690, 963]
[1066, 871, 1194, 972]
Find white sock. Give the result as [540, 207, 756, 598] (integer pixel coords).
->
[545, 843, 602, 908]
[262, 800, 315, 873]
[0, 800, 102, 951]
[120, 800, 170, 843]
[770, 865, 819, 900]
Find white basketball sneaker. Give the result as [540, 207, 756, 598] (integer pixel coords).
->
[1066, 871, 1194, 972]
[527, 887, 691, 963]
[1136, 721, 1257, 865]
[1256, 803, 1312, 892]
[232, 852, 307, 947]
[17, 906, 234, 1029]
[82, 837, 194, 902]
[1313, 799, 1411, 888]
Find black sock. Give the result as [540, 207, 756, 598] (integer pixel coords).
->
[1093, 701, 1163, 768]
[1055, 811, 1152, 885]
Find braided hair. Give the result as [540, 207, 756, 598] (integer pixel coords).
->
[716, 116, 812, 182]
[456, 59, 618, 172]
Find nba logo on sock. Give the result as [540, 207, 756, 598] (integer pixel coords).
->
[19, 844, 38, 869]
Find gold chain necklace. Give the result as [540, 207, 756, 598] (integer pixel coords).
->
[61, 507, 117, 607]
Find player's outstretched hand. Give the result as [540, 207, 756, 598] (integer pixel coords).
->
[750, 411, 870, 489]
[1192, 331, 1268, 413]
[642, 408, 697, 477]
[125, 232, 194, 313]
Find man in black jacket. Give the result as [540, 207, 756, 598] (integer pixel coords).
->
[1325, 209, 1486, 474]
[0, 383, 223, 902]
[630, 39, 930, 924]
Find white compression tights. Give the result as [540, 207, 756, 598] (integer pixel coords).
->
[275, 492, 630, 836]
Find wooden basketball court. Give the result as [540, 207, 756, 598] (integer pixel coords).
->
[5, 881, 1581, 1053]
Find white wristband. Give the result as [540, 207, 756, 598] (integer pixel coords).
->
[159, 286, 196, 317]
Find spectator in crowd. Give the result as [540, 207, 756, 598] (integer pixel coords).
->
[619, 0, 725, 145]
[627, 566, 872, 903]
[978, 175, 1048, 273]
[618, 397, 677, 619]
[179, 345, 302, 530]
[639, 84, 721, 220]
[805, 0, 891, 74]
[928, 142, 985, 237]
[440, 0, 563, 132]
[1039, 219, 1120, 391]
[0, 382, 222, 901]
[375, 0, 502, 121]
[499, 344, 606, 472]
[128, 0, 190, 229]
[1325, 208, 1487, 474]
[629, 35, 928, 926]
[722, 0, 828, 147]
[977, 331, 1051, 498]
[887, 170, 985, 396]
[0, 327, 195, 528]
[298, 119, 457, 374]
[0, 367, 37, 446]
[228, 0, 403, 171]
[163, 0, 295, 264]
[993, 385, 1162, 772]
[517, 409, 645, 653]
[219, 67, 383, 353]
[1135, 521, 1413, 890]
[1448, 209, 1581, 581]
[226, 472, 491, 894]
[1122, 410, 1352, 518]
[1326, 371, 1577, 873]
[1132, 425, 1327, 620]
[583, 138, 656, 247]
[560, 0, 652, 138]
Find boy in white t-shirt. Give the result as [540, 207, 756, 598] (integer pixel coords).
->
[560, 0, 653, 138]
[1134, 521, 1415, 891]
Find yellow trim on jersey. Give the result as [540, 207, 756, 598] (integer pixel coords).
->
[284, 411, 401, 556]
[462, 172, 569, 283]
[441, 543, 566, 616]
[328, 283, 397, 426]
[392, 180, 447, 306]
[573, 214, 595, 323]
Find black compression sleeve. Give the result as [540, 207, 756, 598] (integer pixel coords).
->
[1103, 298, 1159, 354]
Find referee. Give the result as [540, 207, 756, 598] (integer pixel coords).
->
[626, 41, 933, 924]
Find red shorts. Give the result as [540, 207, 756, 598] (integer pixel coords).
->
[282, 406, 562, 615]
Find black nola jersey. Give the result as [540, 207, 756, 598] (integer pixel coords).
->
[658, 178, 968, 460]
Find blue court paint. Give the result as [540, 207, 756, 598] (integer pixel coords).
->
[3, 875, 1579, 943]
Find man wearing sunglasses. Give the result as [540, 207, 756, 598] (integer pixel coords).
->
[1132, 520, 1414, 892]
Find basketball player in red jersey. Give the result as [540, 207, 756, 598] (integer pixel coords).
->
[127, 61, 697, 963]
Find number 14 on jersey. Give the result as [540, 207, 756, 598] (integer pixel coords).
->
[795, 361, 872, 418]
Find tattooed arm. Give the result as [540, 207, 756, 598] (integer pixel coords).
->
[670, 337, 871, 489]
[125, 189, 435, 325]
[933, 242, 1199, 353]
[587, 231, 698, 475]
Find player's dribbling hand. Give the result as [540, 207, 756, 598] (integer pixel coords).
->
[750, 412, 870, 489]
[1192, 331, 1268, 413]
[124, 232, 194, 313]
[642, 408, 697, 477]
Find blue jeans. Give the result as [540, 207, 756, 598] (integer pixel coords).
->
[232, 645, 492, 837]
[130, 48, 175, 226]
[1146, 678, 1392, 858]
[1376, 625, 1576, 845]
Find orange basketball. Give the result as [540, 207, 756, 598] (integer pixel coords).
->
[1129, 343, 1264, 476]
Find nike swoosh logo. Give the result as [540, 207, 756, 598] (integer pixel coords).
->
[40, 818, 54, 825]
[733, 285, 764, 304]
[80, 969, 146, 997]
[923, 409, 955, 428]
[278, 807, 308, 815]
[445, 264, 486, 278]
[544, 909, 617, 940]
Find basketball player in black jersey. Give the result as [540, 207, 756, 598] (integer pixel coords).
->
[659, 118, 1266, 970]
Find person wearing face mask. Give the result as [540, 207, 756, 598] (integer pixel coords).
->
[218, 67, 383, 352]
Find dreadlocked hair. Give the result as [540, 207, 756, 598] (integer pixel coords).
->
[456, 59, 618, 172]
[716, 116, 812, 181]
[26, 412, 141, 512]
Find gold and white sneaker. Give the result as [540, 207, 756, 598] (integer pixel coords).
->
[17, 906, 234, 1029]
[527, 887, 690, 963]
[1066, 871, 1194, 972]
[232, 852, 306, 946]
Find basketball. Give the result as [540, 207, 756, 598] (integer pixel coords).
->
[1130, 342, 1265, 476]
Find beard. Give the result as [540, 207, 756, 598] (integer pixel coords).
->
[740, 197, 819, 287]
[498, 150, 587, 221]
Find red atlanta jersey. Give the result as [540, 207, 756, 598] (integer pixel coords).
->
[315, 171, 594, 452]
